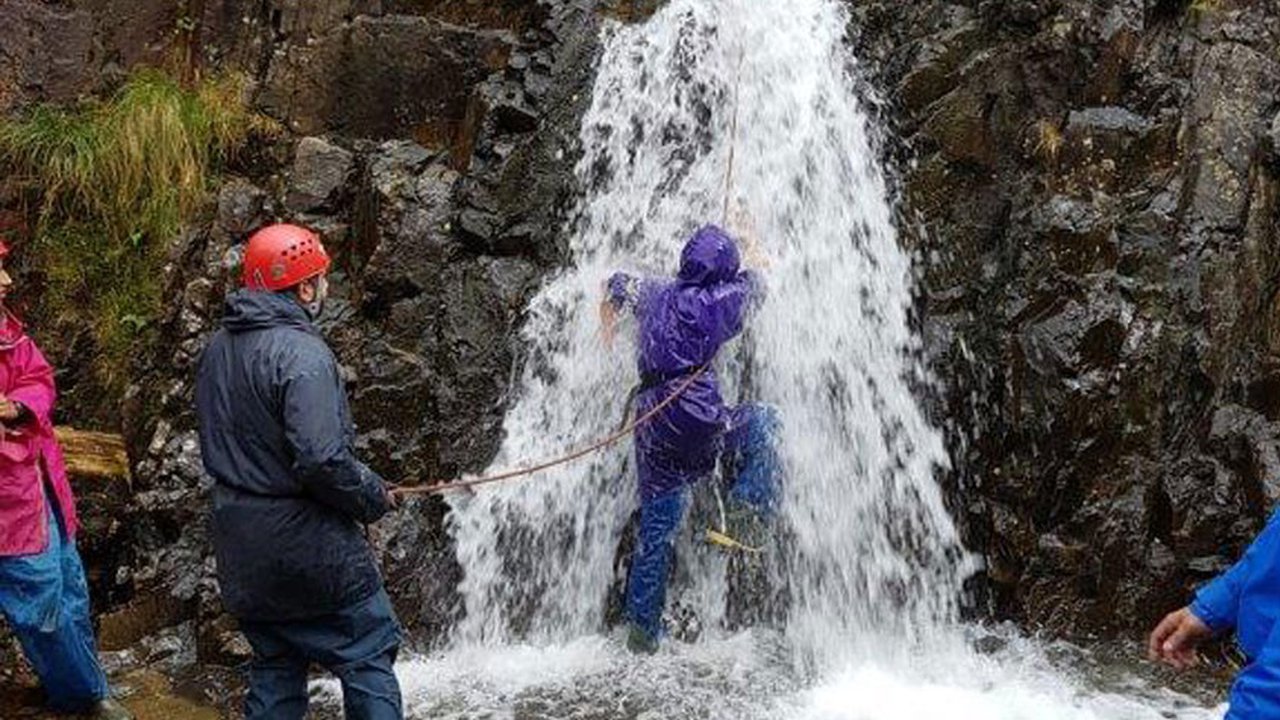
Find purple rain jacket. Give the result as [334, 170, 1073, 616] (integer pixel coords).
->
[608, 224, 759, 501]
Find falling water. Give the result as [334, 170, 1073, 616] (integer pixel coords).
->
[351, 0, 1227, 717]
[447, 0, 970, 658]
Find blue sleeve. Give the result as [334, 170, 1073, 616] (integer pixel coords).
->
[283, 350, 390, 524]
[1224, 618, 1280, 720]
[1191, 513, 1280, 632]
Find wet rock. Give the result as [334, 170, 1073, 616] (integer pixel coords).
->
[384, 0, 549, 31]
[1268, 112, 1280, 160]
[854, 0, 1280, 638]
[1067, 107, 1153, 137]
[1208, 404, 1280, 505]
[215, 179, 269, 237]
[0, 0, 95, 109]
[380, 496, 463, 645]
[258, 15, 515, 140]
[1029, 196, 1118, 274]
[999, 0, 1056, 28]
[1180, 43, 1280, 231]
[897, 17, 982, 110]
[286, 137, 355, 212]
[1186, 555, 1231, 575]
[138, 622, 198, 672]
[196, 571, 252, 666]
[600, 0, 666, 24]
[922, 88, 996, 169]
[972, 634, 1008, 655]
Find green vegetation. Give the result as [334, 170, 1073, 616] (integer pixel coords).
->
[0, 69, 272, 392]
[1188, 0, 1220, 15]
[1032, 119, 1063, 165]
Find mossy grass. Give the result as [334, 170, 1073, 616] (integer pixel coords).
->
[1032, 118, 1064, 165]
[0, 68, 273, 394]
[1188, 0, 1220, 15]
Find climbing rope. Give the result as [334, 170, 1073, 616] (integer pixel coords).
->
[395, 53, 751, 501]
[391, 364, 709, 497]
[722, 49, 746, 225]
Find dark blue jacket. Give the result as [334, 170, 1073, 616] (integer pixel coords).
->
[195, 290, 391, 621]
[1191, 509, 1280, 719]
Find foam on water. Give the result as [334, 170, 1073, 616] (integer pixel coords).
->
[340, 0, 1230, 716]
[311, 628, 1222, 719]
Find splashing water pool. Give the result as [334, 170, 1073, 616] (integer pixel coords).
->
[311, 627, 1224, 719]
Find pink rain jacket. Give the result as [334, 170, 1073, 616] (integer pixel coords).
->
[0, 314, 76, 556]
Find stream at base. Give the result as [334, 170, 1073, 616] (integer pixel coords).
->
[311, 627, 1225, 719]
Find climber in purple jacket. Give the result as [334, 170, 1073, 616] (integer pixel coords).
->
[602, 223, 779, 653]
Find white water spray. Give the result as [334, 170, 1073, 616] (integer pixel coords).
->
[447, 0, 969, 659]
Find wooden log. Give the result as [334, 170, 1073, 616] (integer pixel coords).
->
[54, 427, 130, 483]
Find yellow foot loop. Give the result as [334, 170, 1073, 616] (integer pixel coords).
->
[705, 528, 763, 554]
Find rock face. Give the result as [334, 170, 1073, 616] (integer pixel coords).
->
[849, 0, 1280, 637]
[0, 0, 604, 658]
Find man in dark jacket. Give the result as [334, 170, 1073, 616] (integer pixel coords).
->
[195, 223, 402, 720]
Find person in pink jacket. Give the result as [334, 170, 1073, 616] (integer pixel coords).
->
[0, 241, 131, 719]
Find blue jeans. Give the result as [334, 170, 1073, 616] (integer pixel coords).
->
[625, 403, 781, 643]
[238, 588, 403, 720]
[0, 500, 109, 712]
[724, 404, 782, 516]
[624, 488, 689, 642]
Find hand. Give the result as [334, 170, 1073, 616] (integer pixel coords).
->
[1148, 606, 1213, 670]
[384, 484, 402, 510]
[0, 395, 20, 422]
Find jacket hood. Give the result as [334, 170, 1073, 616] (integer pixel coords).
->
[222, 289, 315, 334]
[678, 224, 740, 287]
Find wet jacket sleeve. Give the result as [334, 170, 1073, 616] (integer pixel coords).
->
[1191, 513, 1280, 632]
[609, 272, 665, 320]
[700, 271, 759, 346]
[6, 340, 55, 432]
[282, 350, 390, 524]
[1224, 619, 1280, 720]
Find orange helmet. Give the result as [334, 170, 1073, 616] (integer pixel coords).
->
[241, 224, 331, 292]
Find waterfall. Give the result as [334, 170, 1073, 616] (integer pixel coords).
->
[445, 0, 975, 664]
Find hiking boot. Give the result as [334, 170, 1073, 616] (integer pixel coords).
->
[89, 698, 134, 720]
[626, 622, 659, 655]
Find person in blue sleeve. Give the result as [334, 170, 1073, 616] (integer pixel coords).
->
[601, 223, 781, 653]
[1149, 511, 1280, 718]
